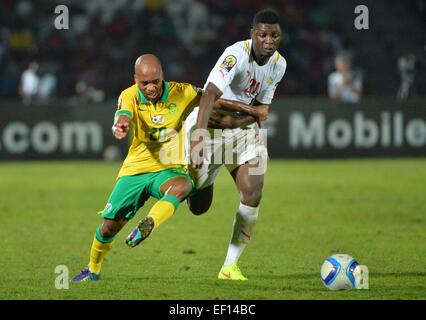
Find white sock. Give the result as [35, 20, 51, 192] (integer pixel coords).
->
[223, 203, 259, 267]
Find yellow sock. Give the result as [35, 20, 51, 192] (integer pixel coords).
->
[148, 196, 178, 229]
[88, 235, 114, 274]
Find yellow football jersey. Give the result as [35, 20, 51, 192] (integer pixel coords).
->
[114, 81, 201, 178]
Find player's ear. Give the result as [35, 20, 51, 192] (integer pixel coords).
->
[134, 74, 137, 84]
[250, 28, 254, 38]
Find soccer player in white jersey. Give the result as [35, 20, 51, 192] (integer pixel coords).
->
[189, 9, 287, 280]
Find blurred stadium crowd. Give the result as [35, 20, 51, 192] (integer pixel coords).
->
[0, 0, 354, 103]
[0, 0, 425, 104]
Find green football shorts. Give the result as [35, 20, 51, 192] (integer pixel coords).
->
[99, 167, 195, 220]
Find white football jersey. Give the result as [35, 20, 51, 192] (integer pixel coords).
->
[205, 39, 287, 105]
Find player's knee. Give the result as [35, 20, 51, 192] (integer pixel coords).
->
[183, 181, 193, 197]
[241, 189, 262, 207]
[101, 221, 121, 238]
[101, 227, 116, 238]
[169, 180, 192, 201]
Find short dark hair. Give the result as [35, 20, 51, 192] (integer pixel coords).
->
[252, 9, 280, 27]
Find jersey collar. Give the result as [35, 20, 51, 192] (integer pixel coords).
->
[137, 81, 170, 104]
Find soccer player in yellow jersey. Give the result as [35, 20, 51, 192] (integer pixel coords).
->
[71, 54, 267, 281]
[71, 54, 202, 281]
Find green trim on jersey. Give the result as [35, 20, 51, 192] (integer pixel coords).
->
[115, 109, 133, 119]
[160, 81, 170, 103]
[137, 81, 170, 105]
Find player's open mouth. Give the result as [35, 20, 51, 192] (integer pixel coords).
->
[146, 92, 158, 98]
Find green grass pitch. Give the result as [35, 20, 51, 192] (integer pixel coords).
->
[0, 159, 425, 300]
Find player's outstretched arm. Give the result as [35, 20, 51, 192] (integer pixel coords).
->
[196, 83, 223, 130]
[112, 115, 130, 140]
[251, 100, 270, 127]
[214, 99, 269, 127]
[191, 82, 222, 168]
[208, 112, 257, 129]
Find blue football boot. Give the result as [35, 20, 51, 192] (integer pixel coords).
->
[71, 267, 100, 282]
[125, 216, 154, 248]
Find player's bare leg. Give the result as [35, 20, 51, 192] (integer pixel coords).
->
[71, 217, 128, 282]
[231, 159, 264, 207]
[186, 184, 214, 215]
[160, 176, 194, 200]
[126, 176, 193, 247]
[218, 159, 265, 280]
[101, 217, 129, 238]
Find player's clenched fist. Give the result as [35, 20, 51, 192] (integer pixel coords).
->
[112, 114, 130, 139]
[112, 121, 130, 139]
[256, 105, 269, 122]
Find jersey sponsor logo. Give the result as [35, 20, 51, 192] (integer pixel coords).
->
[151, 115, 164, 124]
[266, 77, 274, 85]
[220, 55, 237, 72]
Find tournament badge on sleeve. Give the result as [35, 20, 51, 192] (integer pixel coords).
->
[220, 55, 237, 72]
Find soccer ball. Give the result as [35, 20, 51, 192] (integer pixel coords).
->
[320, 254, 359, 290]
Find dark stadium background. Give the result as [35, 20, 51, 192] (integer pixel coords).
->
[1, 0, 425, 161]
[1, 0, 425, 99]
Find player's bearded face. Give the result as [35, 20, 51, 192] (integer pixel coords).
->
[251, 23, 282, 57]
